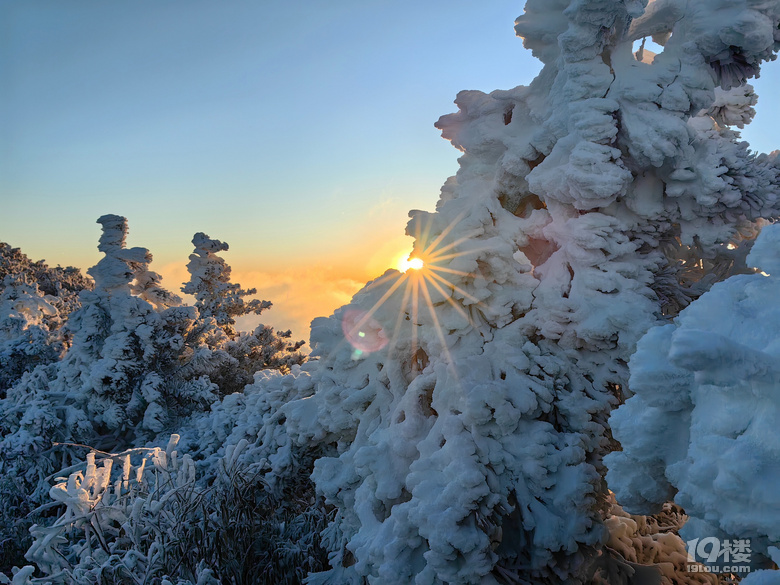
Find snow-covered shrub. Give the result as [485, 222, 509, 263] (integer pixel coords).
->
[0, 245, 92, 394]
[606, 223, 780, 581]
[259, 1, 780, 583]
[0, 278, 64, 397]
[22, 435, 219, 585]
[182, 364, 330, 570]
[22, 431, 327, 585]
[0, 242, 92, 321]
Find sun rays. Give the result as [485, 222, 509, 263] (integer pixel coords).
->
[340, 213, 487, 374]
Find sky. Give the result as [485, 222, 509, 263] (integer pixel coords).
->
[2, 1, 780, 342]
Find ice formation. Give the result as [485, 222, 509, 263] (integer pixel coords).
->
[599, 493, 718, 585]
[265, 1, 780, 583]
[606, 223, 780, 577]
[22, 436, 222, 584]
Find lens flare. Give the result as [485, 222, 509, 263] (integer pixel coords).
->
[341, 308, 389, 354]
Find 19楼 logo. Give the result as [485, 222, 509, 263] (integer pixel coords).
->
[686, 537, 752, 575]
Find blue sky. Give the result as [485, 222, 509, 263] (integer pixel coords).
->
[2, 1, 780, 337]
[1, 1, 538, 266]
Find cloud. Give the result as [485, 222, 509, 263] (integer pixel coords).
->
[231, 266, 364, 345]
[154, 260, 363, 349]
[153, 236, 416, 352]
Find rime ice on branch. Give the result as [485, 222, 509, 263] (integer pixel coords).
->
[273, 1, 780, 583]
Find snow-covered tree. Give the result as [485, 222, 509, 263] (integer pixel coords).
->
[0, 216, 210, 569]
[181, 231, 305, 394]
[47, 215, 214, 440]
[606, 223, 780, 579]
[0, 278, 63, 396]
[259, 1, 780, 583]
[183, 232, 272, 336]
[0, 216, 308, 574]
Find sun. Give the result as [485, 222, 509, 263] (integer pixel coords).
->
[342, 214, 484, 367]
[398, 254, 424, 272]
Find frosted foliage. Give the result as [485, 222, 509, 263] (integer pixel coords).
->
[180, 230, 305, 392]
[262, 1, 780, 583]
[9, 421, 327, 585]
[0, 244, 91, 392]
[0, 280, 57, 329]
[22, 436, 222, 585]
[0, 243, 93, 308]
[607, 223, 780, 574]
